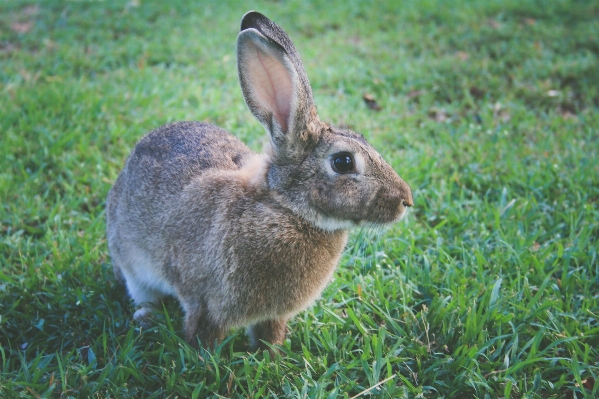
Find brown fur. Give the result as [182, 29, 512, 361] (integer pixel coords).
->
[106, 11, 412, 352]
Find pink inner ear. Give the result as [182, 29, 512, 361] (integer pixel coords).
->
[246, 43, 293, 133]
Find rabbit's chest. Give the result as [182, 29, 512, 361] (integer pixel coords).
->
[225, 225, 348, 320]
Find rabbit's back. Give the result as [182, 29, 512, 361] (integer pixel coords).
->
[108, 121, 252, 228]
[127, 121, 252, 192]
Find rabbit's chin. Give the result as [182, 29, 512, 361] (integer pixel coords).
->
[310, 216, 358, 232]
[308, 207, 409, 232]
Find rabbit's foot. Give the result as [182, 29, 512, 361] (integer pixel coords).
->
[184, 309, 224, 349]
[133, 306, 155, 328]
[247, 318, 288, 354]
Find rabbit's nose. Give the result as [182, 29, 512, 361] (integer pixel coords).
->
[398, 179, 413, 208]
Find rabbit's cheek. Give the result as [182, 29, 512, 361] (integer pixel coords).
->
[310, 181, 359, 216]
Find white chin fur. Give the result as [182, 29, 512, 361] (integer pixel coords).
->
[310, 207, 409, 232]
[311, 215, 358, 232]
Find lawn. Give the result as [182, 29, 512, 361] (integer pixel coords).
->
[1, 0, 598, 398]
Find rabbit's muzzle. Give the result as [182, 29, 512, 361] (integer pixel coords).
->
[371, 176, 413, 224]
[399, 179, 414, 208]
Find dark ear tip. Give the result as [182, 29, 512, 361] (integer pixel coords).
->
[240, 11, 270, 31]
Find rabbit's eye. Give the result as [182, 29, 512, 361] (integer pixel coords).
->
[331, 152, 355, 174]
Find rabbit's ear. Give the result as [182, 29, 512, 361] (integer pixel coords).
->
[237, 11, 318, 157]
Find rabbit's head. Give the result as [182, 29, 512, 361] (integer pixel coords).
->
[237, 11, 412, 231]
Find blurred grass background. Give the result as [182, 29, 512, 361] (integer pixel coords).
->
[1, 0, 598, 397]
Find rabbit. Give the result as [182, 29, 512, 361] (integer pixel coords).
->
[106, 10, 413, 351]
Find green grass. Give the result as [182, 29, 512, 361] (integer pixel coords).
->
[1, 0, 598, 397]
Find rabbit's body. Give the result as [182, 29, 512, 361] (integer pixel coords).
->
[107, 11, 412, 350]
[107, 122, 347, 345]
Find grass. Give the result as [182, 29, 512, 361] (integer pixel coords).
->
[1, 0, 598, 397]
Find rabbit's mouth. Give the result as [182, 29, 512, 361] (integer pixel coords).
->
[364, 203, 411, 229]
